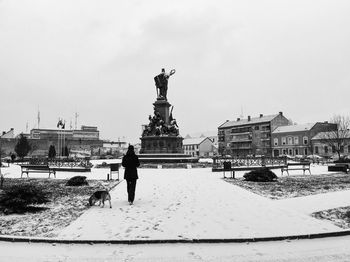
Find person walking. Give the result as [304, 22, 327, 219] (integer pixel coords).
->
[122, 145, 140, 205]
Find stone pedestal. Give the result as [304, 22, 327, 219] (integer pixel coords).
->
[153, 99, 171, 124]
[139, 97, 195, 163]
[140, 136, 183, 154]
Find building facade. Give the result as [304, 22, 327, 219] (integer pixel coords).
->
[218, 112, 289, 157]
[271, 122, 337, 157]
[183, 137, 217, 157]
[0, 126, 103, 157]
[311, 131, 350, 158]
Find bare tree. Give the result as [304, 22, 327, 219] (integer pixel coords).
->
[319, 115, 350, 159]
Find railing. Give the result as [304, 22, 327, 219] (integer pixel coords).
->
[212, 156, 287, 170]
[28, 158, 92, 168]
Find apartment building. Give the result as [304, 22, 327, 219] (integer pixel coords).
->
[218, 112, 289, 157]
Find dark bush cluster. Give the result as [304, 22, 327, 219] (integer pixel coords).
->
[66, 176, 89, 186]
[243, 168, 278, 182]
[0, 183, 50, 213]
[334, 158, 350, 163]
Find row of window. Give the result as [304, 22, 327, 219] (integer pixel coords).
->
[314, 145, 350, 154]
[274, 136, 308, 146]
[184, 145, 198, 151]
[280, 148, 308, 156]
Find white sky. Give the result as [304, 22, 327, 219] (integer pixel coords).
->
[1, 0, 350, 143]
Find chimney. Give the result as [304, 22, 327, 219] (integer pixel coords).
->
[248, 116, 251, 121]
[237, 118, 240, 121]
[279, 111, 283, 116]
[259, 114, 263, 118]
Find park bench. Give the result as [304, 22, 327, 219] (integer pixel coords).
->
[20, 165, 56, 178]
[281, 162, 311, 176]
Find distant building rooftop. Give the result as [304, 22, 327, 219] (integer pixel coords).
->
[219, 113, 281, 129]
[183, 137, 210, 145]
[273, 123, 316, 133]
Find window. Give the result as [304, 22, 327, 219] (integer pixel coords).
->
[303, 137, 308, 145]
[340, 146, 344, 153]
[324, 146, 328, 154]
[254, 126, 259, 130]
[274, 138, 278, 146]
[288, 137, 293, 145]
[348, 145, 350, 153]
[295, 149, 299, 155]
[304, 148, 308, 155]
[283, 149, 287, 155]
[315, 146, 319, 154]
[288, 149, 293, 155]
[282, 137, 286, 145]
[294, 137, 299, 145]
[332, 146, 336, 153]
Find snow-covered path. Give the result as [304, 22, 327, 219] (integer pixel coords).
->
[58, 168, 343, 240]
[276, 189, 350, 214]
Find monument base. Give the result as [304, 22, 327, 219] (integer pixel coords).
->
[140, 136, 184, 154]
[138, 153, 198, 163]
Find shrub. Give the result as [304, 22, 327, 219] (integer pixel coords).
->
[243, 168, 278, 182]
[0, 183, 50, 213]
[334, 158, 350, 163]
[66, 176, 89, 186]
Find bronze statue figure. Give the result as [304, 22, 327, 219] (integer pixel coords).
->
[154, 68, 175, 100]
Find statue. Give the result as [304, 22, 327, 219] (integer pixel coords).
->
[154, 68, 175, 100]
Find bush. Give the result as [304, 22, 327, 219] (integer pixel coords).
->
[66, 176, 89, 186]
[243, 168, 278, 182]
[334, 158, 350, 163]
[0, 183, 50, 213]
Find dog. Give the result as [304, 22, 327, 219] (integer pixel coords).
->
[88, 190, 112, 208]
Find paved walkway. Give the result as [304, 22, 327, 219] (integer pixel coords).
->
[58, 168, 345, 240]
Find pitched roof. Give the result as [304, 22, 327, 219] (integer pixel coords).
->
[219, 114, 278, 128]
[183, 137, 211, 145]
[312, 131, 350, 140]
[273, 123, 316, 133]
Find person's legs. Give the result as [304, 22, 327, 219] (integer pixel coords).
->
[129, 179, 137, 203]
[126, 180, 132, 203]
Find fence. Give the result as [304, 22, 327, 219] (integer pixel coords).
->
[212, 156, 287, 171]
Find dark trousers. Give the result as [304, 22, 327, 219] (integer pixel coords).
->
[126, 179, 137, 203]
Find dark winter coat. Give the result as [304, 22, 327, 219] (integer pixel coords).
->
[122, 153, 140, 180]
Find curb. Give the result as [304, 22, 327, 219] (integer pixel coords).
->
[1, 230, 350, 245]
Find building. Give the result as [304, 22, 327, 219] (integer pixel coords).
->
[311, 131, 350, 158]
[271, 122, 337, 157]
[30, 125, 99, 140]
[1, 128, 14, 139]
[218, 112, 289, 157]
[0, 126, 103, 157]
[183, 137, 217, 157]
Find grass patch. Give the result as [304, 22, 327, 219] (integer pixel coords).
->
[0, 178, 120, 237]
[312, 206, 350, 229]
[225, 173, 350, 200]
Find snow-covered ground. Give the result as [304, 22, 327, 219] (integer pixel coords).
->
[57, 166, 346, 240]
[1, 162, 348, 240]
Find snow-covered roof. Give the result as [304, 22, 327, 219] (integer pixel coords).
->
[273, 123, 316, 134]
[186, 130, 217, 138]
[183, 137, 211, 145]
[219, 114, 278, 128]
[312, 131, 350, 140]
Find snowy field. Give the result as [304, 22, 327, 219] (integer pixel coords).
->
[1, 162, 349, 240]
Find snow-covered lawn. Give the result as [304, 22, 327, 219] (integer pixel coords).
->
[0, 162, 349, 239]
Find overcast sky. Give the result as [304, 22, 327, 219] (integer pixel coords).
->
[1, 0, 349, 143]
